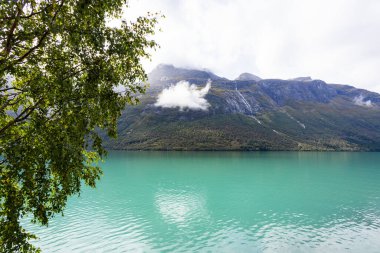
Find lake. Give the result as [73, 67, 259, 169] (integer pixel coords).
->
[26, 152, 380, 252]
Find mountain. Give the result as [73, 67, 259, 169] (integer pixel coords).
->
[148, 64, 224, 83]
[235, 73, 262, 82]
[102, 64, 380, 151]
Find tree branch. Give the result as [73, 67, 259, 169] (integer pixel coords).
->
[0, 87, 24, 92]
[0, 95, 23, 112]
[0, 98, 43, 135]
[19, 10, 43, 19]
[2, 3, 24, 57]
[5, 0, 65, 67]
[14, 30, 49, 64]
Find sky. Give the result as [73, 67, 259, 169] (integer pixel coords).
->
[124, 0, 380, 93]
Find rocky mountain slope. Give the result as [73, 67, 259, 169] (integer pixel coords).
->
[103, 64, 380, 151]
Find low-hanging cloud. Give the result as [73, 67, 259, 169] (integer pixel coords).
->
[353, 94, 372, 107]
[155, 80, 211, 110]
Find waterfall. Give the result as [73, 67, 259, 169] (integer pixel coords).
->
[235, 82, 253, 114]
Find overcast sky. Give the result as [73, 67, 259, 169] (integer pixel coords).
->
[125, 0, 380, 93]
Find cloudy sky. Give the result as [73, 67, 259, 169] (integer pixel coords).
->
[125, 0, 380, 93]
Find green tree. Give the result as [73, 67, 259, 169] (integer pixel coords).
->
[0, 1, 158, 251]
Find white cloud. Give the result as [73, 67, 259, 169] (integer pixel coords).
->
[155, 80, 211, 111]
[125, 0, 380, 93]
[353, 95, 372, 107]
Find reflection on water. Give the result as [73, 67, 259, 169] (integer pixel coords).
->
[155, 190, 209, 227]
[24, 152, 380, 252]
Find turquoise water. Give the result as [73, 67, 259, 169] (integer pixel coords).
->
[27, 152, 380, 252]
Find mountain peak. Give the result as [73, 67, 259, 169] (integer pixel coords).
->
[235, 73, 262, 82]
[155, 63, 175, 70]
[148, 64, 222, 83]
[289, 76, 313, 82]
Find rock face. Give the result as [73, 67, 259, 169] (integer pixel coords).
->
[102, 64, 380, 151]
[258, 79, 337, 105]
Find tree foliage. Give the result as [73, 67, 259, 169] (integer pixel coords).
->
[0, 0, 158, 251]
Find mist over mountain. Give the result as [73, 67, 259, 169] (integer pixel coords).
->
[103, 64, 380, 151]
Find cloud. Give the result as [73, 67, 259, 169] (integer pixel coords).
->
[155, 80, 211, 110]
[353, 94, 372, 107]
